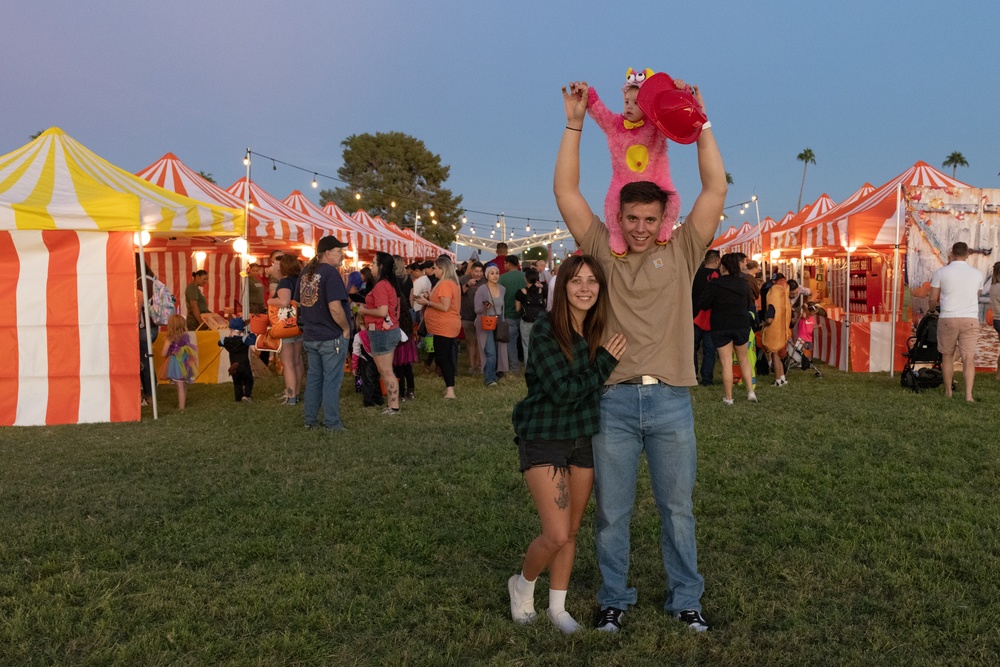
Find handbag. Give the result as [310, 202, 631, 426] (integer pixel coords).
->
[494, 318, 510, 344]
[268, 301, 301, 339]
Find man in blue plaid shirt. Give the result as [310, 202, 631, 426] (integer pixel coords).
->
[555, 79, 727, 633]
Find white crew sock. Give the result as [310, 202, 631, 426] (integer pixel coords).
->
[548, 588, 567, 613]
[547, 590, 580, 633]
[515, 573, 536, 598]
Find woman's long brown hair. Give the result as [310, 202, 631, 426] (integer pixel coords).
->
[549, 255, 610, 363]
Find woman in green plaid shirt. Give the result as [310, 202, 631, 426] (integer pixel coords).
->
[507, 255, 627, 633]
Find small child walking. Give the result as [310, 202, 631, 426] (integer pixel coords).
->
[161, 314, 198, 411]
[220, 317, 255, 402]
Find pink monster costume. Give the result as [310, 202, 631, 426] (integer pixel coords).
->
[587, 68, 680, 256]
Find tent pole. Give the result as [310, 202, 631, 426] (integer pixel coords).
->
[242, 149, 252, 318]
[844, 247, 851, 372]
[138, 238, 158, 420]
[889, 184, 902, 378]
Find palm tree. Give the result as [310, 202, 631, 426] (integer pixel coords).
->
[942, 152, 968, 178]
[726, 172, 734, 185]
[796, 148, 816, 211]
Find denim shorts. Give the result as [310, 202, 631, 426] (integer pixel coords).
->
[517, 436, 594, 473]
[369, 327, 401, 356]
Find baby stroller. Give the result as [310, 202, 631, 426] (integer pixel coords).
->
[785, 339, 823, 377]
[900, 310, 949, 393]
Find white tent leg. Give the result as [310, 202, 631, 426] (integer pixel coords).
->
[139, 240, 158, 420]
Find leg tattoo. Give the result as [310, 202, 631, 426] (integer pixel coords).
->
[554, 473, 569, 510]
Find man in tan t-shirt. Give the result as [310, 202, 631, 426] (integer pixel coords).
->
[554, 79, 726, 634]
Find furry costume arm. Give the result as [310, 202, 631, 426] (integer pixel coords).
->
[586, 87, 618, 134]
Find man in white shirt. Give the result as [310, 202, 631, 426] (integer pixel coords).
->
[930, 242, 983, 401]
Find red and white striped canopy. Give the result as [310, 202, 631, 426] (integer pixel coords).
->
[710, 223, 742, 249]
[137, 153, 297, 247]
[802, 162, 969, 251]
[723, 216, 779, 257]
[800, 183, 876, 250]
[768, 194, 837, 252]
[283, 191, 367, 250]
[350, 209, 406, 255]
[226, 178, 315, 247]
[322, 202, 392, 253]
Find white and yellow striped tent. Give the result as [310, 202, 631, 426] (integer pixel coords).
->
[0, 128, 245, 427]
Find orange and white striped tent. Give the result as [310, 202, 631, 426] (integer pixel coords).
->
[322, 201, 384, 252]
[350, 208, 406, 255]
[282, 191, 369, 250]
[225, 178, 315, 248]
[0, 129, 244, 427]
[709, 223, 742, 250]
[767, 194, 837, 253]
[801, 162, 969, 251]
[799, 183, 875, 251]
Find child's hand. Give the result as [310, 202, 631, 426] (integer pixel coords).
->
[562, 81, 588, 125]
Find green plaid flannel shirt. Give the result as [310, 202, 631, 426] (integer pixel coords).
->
[512, 314, 619, 442]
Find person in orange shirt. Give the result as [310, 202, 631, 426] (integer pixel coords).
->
[416, 256, 463, 399]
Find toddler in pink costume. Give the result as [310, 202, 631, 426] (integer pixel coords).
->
[587, 68, 681, 256]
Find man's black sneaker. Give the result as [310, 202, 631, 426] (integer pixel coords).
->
[675, 609, 709, 632]
[594, 606, 625, 632]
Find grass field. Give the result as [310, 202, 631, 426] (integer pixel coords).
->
[2, 359, 999, 666]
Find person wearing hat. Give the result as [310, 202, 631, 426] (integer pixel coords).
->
[555, 79, 724, 633]
[219, 317, 256, 402]
[294, 236, 352, 431]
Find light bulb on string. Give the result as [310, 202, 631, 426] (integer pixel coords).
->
[390, 201, 397, 208]
[470, 226, 476, 235]
[312, 174, 318, 189]
[461, 216, 467, 224]
[355, 192, 361, 200]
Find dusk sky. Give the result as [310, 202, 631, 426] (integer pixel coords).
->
[4, 0, 998, 247]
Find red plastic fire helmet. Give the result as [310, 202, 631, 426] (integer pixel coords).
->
[636, 72, 708, 144]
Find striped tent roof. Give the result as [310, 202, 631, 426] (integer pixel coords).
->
[768, 194, 837, 252]
[725, 216, 779, 257]
[800, 183, 876, 249]
[0, 128, 244, 235]
[225, 178, 315, 247]
[803, 162, 969, 251]
[709, 223, 742, 249]
[350, 208, 406, 255]
[282, 190, 368, 250]
[322, 202, 394, 253]
[375, 216, 417, 257]
[137, 153, 297, 245]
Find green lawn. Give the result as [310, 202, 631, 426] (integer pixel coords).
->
[2, 361, 998, 666]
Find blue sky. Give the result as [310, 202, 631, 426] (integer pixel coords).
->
[3, 0, 998, 244]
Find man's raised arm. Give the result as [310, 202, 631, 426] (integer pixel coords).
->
[554, 81, 595, 246]
[683, 85, 728, 245]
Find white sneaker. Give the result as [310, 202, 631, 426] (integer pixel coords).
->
[747, 392, 757, 402]
[722, 397, 734, 405]
[547, 608, 581, 634]
[507, 575, 537, 624]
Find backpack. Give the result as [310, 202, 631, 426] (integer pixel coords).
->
[147, 278, 177, 325]
[520, 286, 547, 323]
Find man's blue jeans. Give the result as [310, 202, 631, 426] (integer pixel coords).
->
[303, 337, 348, 430]
[593, 383, 704, 613]
[693, 325, 716, 385]
[506, 315, 521, 371]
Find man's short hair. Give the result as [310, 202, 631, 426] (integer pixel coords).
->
[471, 261, 484, 271]
[952, 242, 969, 258]
[787, 279, 799, 291]
[524, 268, 539, 284]
[505, 255, 520, 268]
[619, 181, 672, 213]
[496, 242, 508, 252]
[704, 249, 721, 263]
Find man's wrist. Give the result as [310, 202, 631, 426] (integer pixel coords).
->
[565, 124, 583, 132]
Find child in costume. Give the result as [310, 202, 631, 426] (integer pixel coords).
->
[160, 314, 199, 411]
[587, 68, 682, 256]
[219, 317, 256, 402]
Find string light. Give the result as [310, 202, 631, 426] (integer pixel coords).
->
[312, 174, 318, 188]
[390, 201, 397, 208]
[272, 160, 277, 171]
[355, 192, 361, 200]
